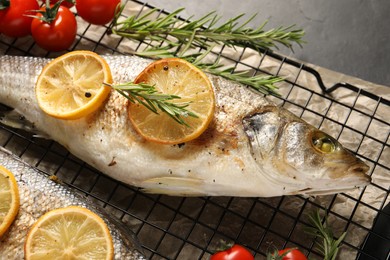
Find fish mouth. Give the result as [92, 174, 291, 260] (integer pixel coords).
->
[295, 162, 371, 196]
[329, 157, 371, 180]
[347, 163, 370, 176]
[298, 185, 368, 196]
[345, 160, 371, 185]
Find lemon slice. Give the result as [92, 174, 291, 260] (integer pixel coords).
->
[0, 165, 20, 238]
[129, 58, 215, 144]
[36, 51, 112, 120]
[24, 206, 114, 260]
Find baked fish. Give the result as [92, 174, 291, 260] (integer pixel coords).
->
[0, 147, 145, 259]
[0, 54, 370, 197]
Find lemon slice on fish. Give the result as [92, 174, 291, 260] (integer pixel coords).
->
[35, 51, 112, 120]
[0, 165, 19, 238]
[24, 206, 114, 260]
[129, 58, 215, 144]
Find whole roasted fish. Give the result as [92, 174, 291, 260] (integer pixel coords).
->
[0, 54, 370, 197]
[0, 147, 145, 259]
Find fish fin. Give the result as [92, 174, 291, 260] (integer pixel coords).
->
[140, 177, 207, 196]
[0, 109, 49, 138]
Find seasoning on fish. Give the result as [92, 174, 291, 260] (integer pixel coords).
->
[0, 54, 371, 197]
[0, 147, 145, 259]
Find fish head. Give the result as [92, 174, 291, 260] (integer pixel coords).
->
[243, 108, 371, 196]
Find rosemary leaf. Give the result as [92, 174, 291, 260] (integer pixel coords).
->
[306, 210, 347, 260]
[112, 8, 305, 51]
[105, 82, 197, 127]
[112, 7, 302, 96]
[131, 45, 283, 96]
[203, 64, 283, 96]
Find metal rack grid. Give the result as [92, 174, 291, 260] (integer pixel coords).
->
[1, 1, 389, 259]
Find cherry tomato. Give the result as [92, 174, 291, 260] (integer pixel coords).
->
[75, 0, 120, 25]
[278, 248, 307, 260]
[49, 0, 74, 8]
[210, 244, 254, 260]
[0, 0, 39, 37]
[0, 12, 4, 31]
[31, 5, 77, 52]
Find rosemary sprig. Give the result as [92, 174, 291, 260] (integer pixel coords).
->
[265, 210, 346, 260]
[197, 59, 283, 96]
[134, 45, 283, 96]
[111, 8, 304, 96]
[112, 8, 304, 51]
[105, 82, 198, 126]
[305, 210, 347, 260]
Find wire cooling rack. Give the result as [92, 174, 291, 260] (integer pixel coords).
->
[1, 1, 389, 259]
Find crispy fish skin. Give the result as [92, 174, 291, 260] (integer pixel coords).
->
[0, 55, 370, 197]
[0, 147, 145, 259]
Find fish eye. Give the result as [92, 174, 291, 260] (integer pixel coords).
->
[311, 131, 337, 153]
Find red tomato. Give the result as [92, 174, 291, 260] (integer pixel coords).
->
[0, 0, 39, 37]
[210, 244, 254, 260]
[278, 248, 307, 260]
[75, 0, 120, 25]
[49, 0, 74, 8]
[31, 5, 77, 52]
[0, 11, 4, 31]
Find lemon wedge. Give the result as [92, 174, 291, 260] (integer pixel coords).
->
[35, 51, 112, 120]
[128, 58, 215, 144]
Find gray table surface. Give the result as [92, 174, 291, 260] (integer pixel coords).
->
[144, 0, 390, 88]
